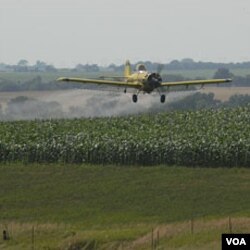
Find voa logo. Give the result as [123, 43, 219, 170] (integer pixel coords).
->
[226, 237, 246, 246]
[222, 234, 250, 249]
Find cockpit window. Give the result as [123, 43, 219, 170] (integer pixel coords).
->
[136, 64, 147, 72]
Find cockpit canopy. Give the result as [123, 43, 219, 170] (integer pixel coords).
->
[136, 64, 147, 72]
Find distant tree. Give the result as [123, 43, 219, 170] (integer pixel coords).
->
[107, 63, 117, 72]
[9, 96, 30, 104]
[224, 94, 250, 107]
[15, 59, 29, 72]
[180, 58, 196, 69]
[86, 64, 99, 72]
[72, 64, 99, 72]
[35, 60, 47, 72]
[45, 64, 57, 72]
[74, 64, 85, 72]
[18, 59, 29, 67]
[213, 68, 234, 79]
[168, 60, 181, 70]
[167, 92, 221, 110]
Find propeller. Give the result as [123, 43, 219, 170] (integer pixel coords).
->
[148, 73, 162, 88]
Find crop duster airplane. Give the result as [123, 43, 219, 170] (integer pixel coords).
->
[57, 60, 232, 103]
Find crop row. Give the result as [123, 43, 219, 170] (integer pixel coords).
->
[0, 106, 250, 167]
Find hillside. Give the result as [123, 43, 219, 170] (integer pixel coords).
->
[0, 164, 249, 249]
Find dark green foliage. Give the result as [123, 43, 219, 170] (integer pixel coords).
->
[224, 94, 250, 107]
[0, 106, 250, 167]
[149, 93, 250, 113]
[213, 68, 234, 79]
[167, 92, 221, 110]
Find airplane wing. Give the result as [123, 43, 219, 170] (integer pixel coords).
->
[161, 78, 232, 88]
[57, 77, 142, 89]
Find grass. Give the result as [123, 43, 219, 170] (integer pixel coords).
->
[0, 164, 249, 249]
[133, 217, 250, 250]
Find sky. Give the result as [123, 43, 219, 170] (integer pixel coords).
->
[0, 0, 250, 67]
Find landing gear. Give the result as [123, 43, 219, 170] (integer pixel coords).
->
[156, 88, 166, 103]
[132, 94, 138, 103]
[160, 94, 166, 103]
[131, 91, 165, 103]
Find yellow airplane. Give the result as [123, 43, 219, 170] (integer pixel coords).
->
[57, 60, 232, 103]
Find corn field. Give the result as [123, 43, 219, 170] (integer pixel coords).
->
[0, 106, 250, 167]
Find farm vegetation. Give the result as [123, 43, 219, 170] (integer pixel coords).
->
[0, 105, 249, 167]
[0, 59, 249, 166]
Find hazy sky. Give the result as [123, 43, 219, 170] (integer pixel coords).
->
[1, 0, 250, 67]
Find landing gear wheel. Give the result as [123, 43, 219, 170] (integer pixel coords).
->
[132, 94, 138, 103]
[160, 94, 166, 103]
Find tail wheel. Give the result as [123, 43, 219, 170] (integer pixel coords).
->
[132, 94, 138, 103]
[160, 94, 165, 103]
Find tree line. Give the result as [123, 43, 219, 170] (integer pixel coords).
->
[1, 58, 250, 73]
[0, 68, 249, 91]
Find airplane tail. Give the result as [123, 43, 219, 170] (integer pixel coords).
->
[124, 60, 132, 77]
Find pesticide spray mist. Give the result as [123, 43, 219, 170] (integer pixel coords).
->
[0, 89, 196, 120]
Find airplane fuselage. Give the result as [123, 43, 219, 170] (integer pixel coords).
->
[126, 71, 162, 93]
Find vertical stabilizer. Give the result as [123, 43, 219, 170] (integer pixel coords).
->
[124, 60, 132, 77]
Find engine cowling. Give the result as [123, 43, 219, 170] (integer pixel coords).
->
[147, 73, 162, 88]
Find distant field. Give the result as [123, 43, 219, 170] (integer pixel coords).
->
[0, 164, 249, 249]
[0, 71, 117, 83]
[162, 68, 250, 78]
[202, 87, 250, 101]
